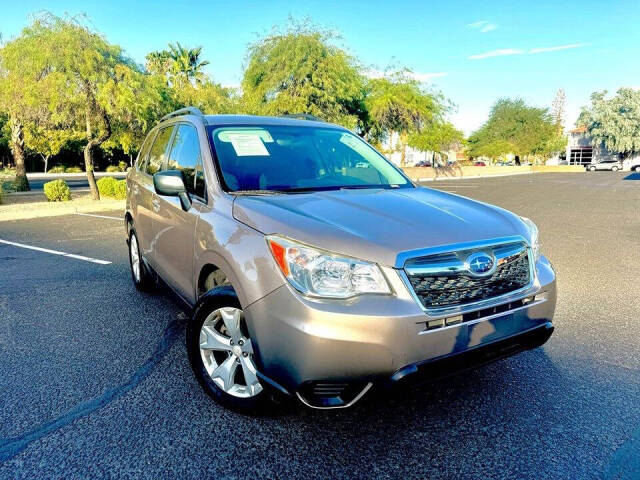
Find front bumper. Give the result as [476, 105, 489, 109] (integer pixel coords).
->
[244, 256, 556, 408]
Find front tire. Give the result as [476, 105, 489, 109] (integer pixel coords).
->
[128, 228, 154, 291]
[611, 166, 619, 171]
[187, 286, 271, 413]
[588, 166, 596, 171]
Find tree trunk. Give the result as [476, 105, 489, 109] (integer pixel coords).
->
[84, 98, 112, 200]
[84, 143, 100, 200]
[9, 117, 30, 191]
[400, 132, 408, 167]
[41, 154, 49, 173]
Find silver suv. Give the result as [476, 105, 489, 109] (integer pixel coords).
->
[125, 108, 556, 411]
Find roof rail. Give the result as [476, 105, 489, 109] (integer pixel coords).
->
[280, 113, 323, 122]
[159, 107, 204, 123]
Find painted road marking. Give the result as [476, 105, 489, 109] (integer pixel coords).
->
[0, 239, 111, 265]
[75, 213, 122, 221]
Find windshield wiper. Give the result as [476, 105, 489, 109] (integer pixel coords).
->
[231, 189, 289, 196]
[339, 184, 388, 190]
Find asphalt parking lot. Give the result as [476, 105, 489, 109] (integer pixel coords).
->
[1, 172, 639, 479]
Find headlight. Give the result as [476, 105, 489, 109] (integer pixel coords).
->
[520, 217, 540, 262]
[266, 235, 391, 298]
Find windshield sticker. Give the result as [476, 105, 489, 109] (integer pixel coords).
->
[218, 129, 273, 143]
[227, 134, 270, 156]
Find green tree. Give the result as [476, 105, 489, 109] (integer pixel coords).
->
[146, 43, 210, 87]
[24, 123, 80, 172]
[241, 22, 365, 129]
[577, 88, 640, 159]
[408, 121, 464, 156]
[17, 14, 159, 199]
[364, 71, 445, 165]
[102, 64, 175, 164]
[168, 43, 210, 85]
[146, 43, 234, 116]
[468, 98, 565, 161]
[0, 29, 56, 189]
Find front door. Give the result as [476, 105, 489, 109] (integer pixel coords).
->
[135, 126, 174, 267]
[153, 123, 206, 304]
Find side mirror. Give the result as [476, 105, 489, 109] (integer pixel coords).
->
[153, 170, 191, 211]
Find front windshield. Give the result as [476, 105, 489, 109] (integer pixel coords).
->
[207, 125, 412, 192]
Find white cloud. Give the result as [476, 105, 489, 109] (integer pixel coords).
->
[468, 48, 524, 60]
[469, 43, 588, 60]
[529, 43, 589, 54]
[407, 71, 448, 82]
[467, 20, 497, 33]
[363, 69, 385, 79]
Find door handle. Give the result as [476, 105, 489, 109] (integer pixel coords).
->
[152, 198, 160, 212]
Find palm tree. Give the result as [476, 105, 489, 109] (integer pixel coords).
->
[167, 42, 210, 85]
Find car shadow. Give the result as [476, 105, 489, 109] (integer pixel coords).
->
[623, 172, 640, 180]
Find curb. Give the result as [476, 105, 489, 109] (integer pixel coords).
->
[416, 171, 534, 182]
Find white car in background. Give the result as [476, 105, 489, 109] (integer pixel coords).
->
[585, 159, 622, 171]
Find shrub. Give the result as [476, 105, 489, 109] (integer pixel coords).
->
[65, 166, 82, 173]
[105, 165, 120, 173]
[118, 161, 128, 172]
[96, 176, 117, 197]
[43, 179, 71, 202]
[0, 166, 16, 177]
[13, 175, 30, 192]
[113, 180, 127, 199]
[48, 165, 66, 173]
[0, 183, 4, 204]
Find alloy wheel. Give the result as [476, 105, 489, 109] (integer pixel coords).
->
[199, 307, 263, 398]
[130, 234, 141, 282]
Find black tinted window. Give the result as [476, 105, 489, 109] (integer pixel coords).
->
[146, 127, 174, 175]
[167, 124, 203, 197]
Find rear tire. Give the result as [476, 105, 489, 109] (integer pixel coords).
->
[128, 227, 154, 291]
[187, 286, 272, 414]
[588, 166, 596, 171]
[611, 166, 619, 172]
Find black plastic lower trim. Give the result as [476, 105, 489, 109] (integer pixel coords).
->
[390, 322, 554, 385]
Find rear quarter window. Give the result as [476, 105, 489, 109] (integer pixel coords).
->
[146, 126, 174, 175]
[135, 131, 156, 172]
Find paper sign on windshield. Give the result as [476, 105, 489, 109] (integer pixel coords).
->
[227, 134, 270, 156]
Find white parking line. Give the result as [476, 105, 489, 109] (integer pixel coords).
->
[75, 213, 122, 221]
[0, 239, 112, 265]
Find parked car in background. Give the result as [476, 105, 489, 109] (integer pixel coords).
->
[415, 160, 432, 167]
[125, 107, 556, 412]
[628, 157, 640, 172]
[474, 160, 486, 167]
[585, 159, 622, 171]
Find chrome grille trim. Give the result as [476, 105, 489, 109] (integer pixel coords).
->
[398, 236, 538, 317]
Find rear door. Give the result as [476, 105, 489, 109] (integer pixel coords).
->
[152, 123, 206, 304]
[135, 125, 175, 267]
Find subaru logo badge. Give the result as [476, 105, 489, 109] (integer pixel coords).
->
[466, 251, 496, 276]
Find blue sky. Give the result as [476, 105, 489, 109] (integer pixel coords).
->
[2, 0, 640, 134]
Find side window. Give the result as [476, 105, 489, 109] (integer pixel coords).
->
[146, 126, 174, 175]
[136, 131, 155, 172]
[166, 124, 204, 198]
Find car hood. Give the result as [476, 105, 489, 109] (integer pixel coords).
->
[232, 187, 530, 267]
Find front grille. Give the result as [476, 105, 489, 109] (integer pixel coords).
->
[405, 243, 531, 309]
